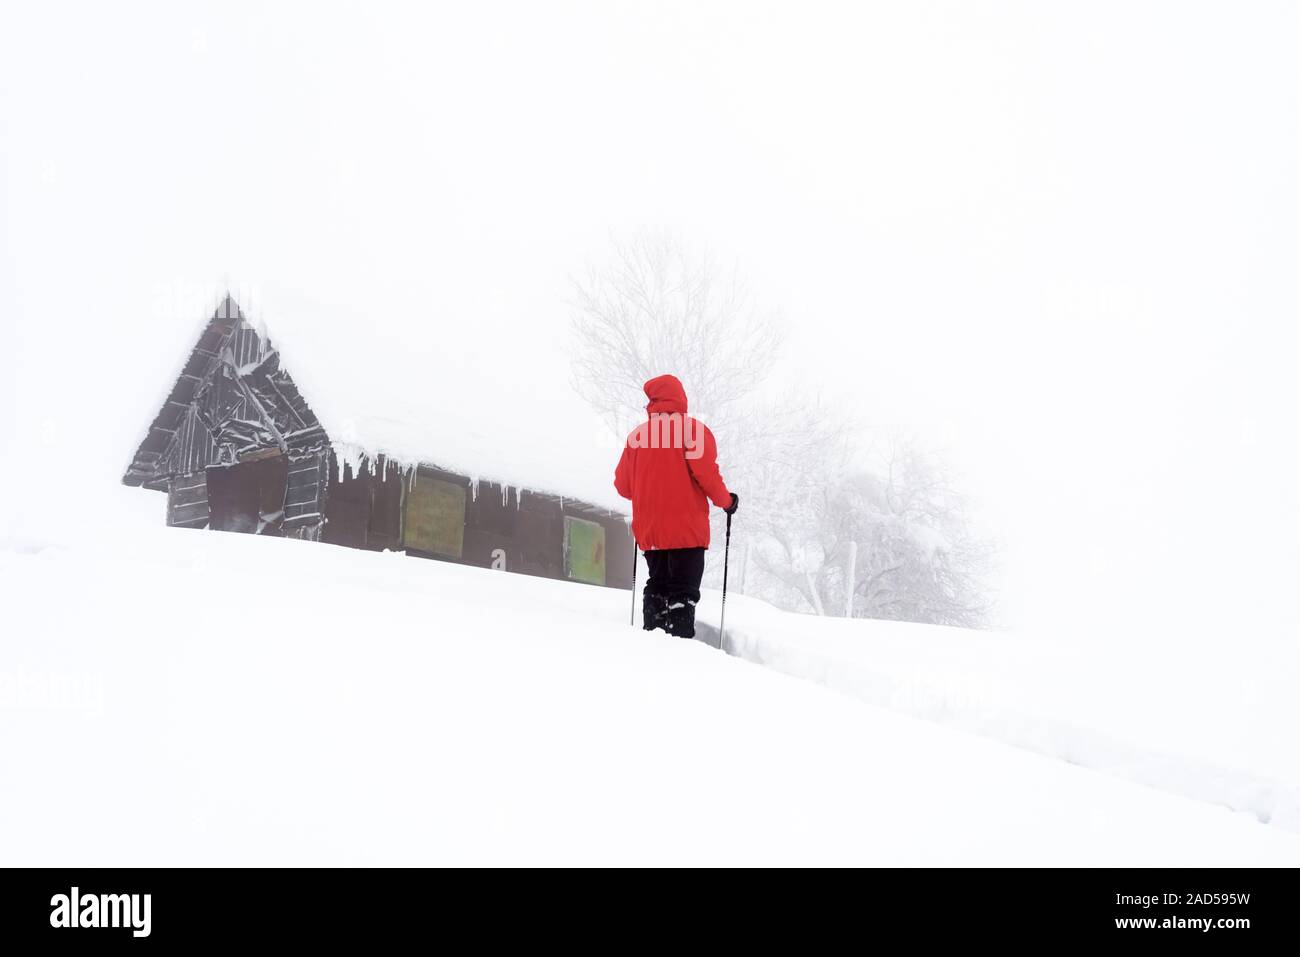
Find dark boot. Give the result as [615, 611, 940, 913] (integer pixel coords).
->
[642, 592, 669, 632]
[664, 599, 697, 638]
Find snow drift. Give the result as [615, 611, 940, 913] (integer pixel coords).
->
[1, 517, 1297, 866]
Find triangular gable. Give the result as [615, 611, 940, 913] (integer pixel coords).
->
[122, 296, 327, 489]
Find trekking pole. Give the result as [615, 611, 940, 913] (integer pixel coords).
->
[718, 511, 733, 650]
[629, 539, 638, 626]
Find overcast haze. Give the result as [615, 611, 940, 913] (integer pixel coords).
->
[3, 2, 1298, 642]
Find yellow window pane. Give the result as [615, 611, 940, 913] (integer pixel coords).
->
[403, 475, 466, 558]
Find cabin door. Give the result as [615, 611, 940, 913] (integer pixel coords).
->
[206, 453, 288, 535]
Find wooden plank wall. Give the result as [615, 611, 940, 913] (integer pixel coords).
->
[124, 305, 240, 488]
[284, 450, 329, 540]
[402, 463, 635, 589]
[166, 470, 210, 529]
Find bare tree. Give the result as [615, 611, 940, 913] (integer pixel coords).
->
[569, 231, 782, 436]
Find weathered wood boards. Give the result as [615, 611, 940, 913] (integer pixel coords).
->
[166, 471, 209, 530]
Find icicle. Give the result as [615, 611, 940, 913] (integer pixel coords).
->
[332, 441, 372, 484]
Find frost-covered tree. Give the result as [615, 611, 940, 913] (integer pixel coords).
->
[750, 435, 995, 627]
[569, 230, 782, 436]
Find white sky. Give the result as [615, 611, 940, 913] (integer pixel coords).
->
[2, 2, 1298, 642]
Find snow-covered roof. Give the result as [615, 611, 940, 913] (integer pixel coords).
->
[128, 286, 628, 514]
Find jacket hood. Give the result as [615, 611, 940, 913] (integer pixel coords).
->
[644, 374, 688, 415]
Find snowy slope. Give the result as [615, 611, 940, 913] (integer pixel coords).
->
[709, 597, 1300, 833]
[2, 521, 1298, 866]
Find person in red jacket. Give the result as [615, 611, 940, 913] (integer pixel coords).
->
[614, 374, 739, 638]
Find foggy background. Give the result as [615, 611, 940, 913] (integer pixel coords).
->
[3, 2, 1298, 646]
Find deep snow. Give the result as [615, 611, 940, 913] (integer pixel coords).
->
[710, 598, 1300, 833]
[2, 517, 1297, 866]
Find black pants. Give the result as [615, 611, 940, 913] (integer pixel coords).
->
[642, 547, 706, 638]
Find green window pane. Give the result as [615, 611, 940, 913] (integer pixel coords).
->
[403, 475, 466, 558]
[564, 516, 606, 585]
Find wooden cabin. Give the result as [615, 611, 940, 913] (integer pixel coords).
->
[123, 296, 634, 589]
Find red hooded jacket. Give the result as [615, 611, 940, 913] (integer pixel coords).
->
[614, 375, 733, 550]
